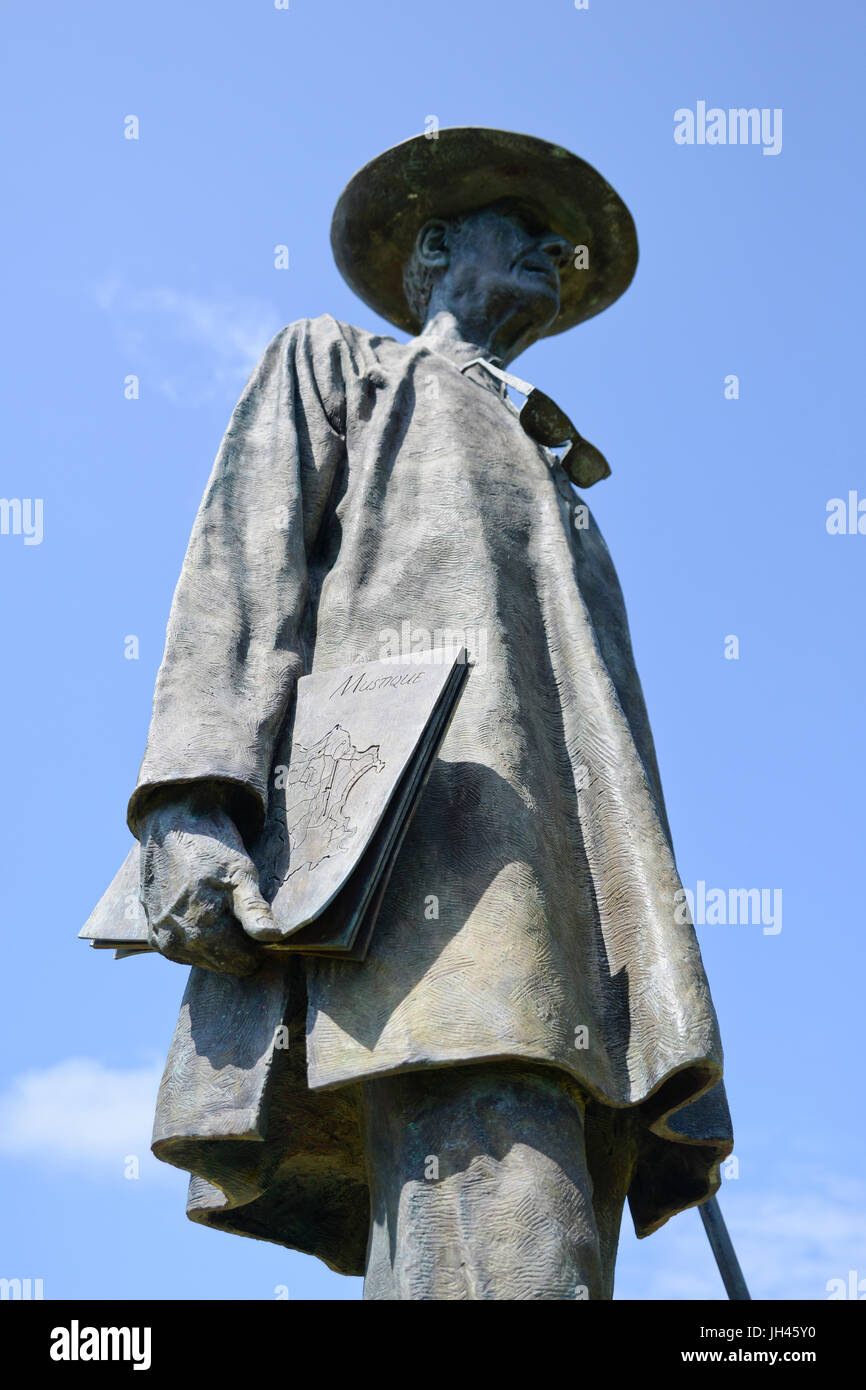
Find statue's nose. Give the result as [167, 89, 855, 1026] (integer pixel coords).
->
[536, 233, 573, 270]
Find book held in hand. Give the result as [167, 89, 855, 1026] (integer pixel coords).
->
[79, 650, 472, 962]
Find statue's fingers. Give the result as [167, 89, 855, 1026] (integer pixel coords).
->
[148, 904, 259, 977]
[190, 914, 261, 977]
[228, 870, 280, 942]
[147, 916, 199, 968]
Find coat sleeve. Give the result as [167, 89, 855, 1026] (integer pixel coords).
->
[127, 317, 348, 842]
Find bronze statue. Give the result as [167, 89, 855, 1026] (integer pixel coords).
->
[118, 129, 733, 1299]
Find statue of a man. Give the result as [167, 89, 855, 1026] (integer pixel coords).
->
[128, 129, 732, 1299]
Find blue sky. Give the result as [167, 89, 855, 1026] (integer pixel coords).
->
[2, 0, 864, 1301]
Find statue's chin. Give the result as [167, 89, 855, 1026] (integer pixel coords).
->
[504, 299, 559, 357]
[515, 281, 560, 332]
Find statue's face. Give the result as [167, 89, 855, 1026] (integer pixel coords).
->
[439, 202, 573, 337]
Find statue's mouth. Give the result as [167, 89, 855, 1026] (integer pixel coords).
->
[517, 255, 559, 291]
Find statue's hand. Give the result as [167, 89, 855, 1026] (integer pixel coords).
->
[139, 790, 275, 976]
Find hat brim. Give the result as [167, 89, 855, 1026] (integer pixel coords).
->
[330, 127, 638, 337]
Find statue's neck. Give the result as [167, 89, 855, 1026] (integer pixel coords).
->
[416, 311, 503, 369]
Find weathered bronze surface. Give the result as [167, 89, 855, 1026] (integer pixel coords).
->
[116, 128, 732, 1299]
[330, 127, 638, 336]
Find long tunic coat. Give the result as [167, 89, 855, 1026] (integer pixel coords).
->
[130, 314, 733, 1275]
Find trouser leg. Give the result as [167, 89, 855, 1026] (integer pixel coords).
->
[583, 1097, 639, 1299]
[360, 1061, 607, 1300]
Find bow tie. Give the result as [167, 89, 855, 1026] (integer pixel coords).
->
[460, 357, 610, 489]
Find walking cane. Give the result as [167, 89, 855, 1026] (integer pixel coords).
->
[699, 1196, 750, 1300]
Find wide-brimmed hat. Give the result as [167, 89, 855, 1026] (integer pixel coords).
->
[330, 127, 638, 337]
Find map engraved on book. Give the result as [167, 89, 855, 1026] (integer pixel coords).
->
[81, 650, 471, 957]
[280, 724, 385, 880]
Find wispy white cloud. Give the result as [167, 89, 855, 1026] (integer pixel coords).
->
[92, 278, 282, 406]
[728, 1179, 866, 1301]
[615, 1168, 866, 1300]
[0, 1058, 171, 1181]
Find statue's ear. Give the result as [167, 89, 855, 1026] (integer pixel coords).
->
[416, 218, 450, 271]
